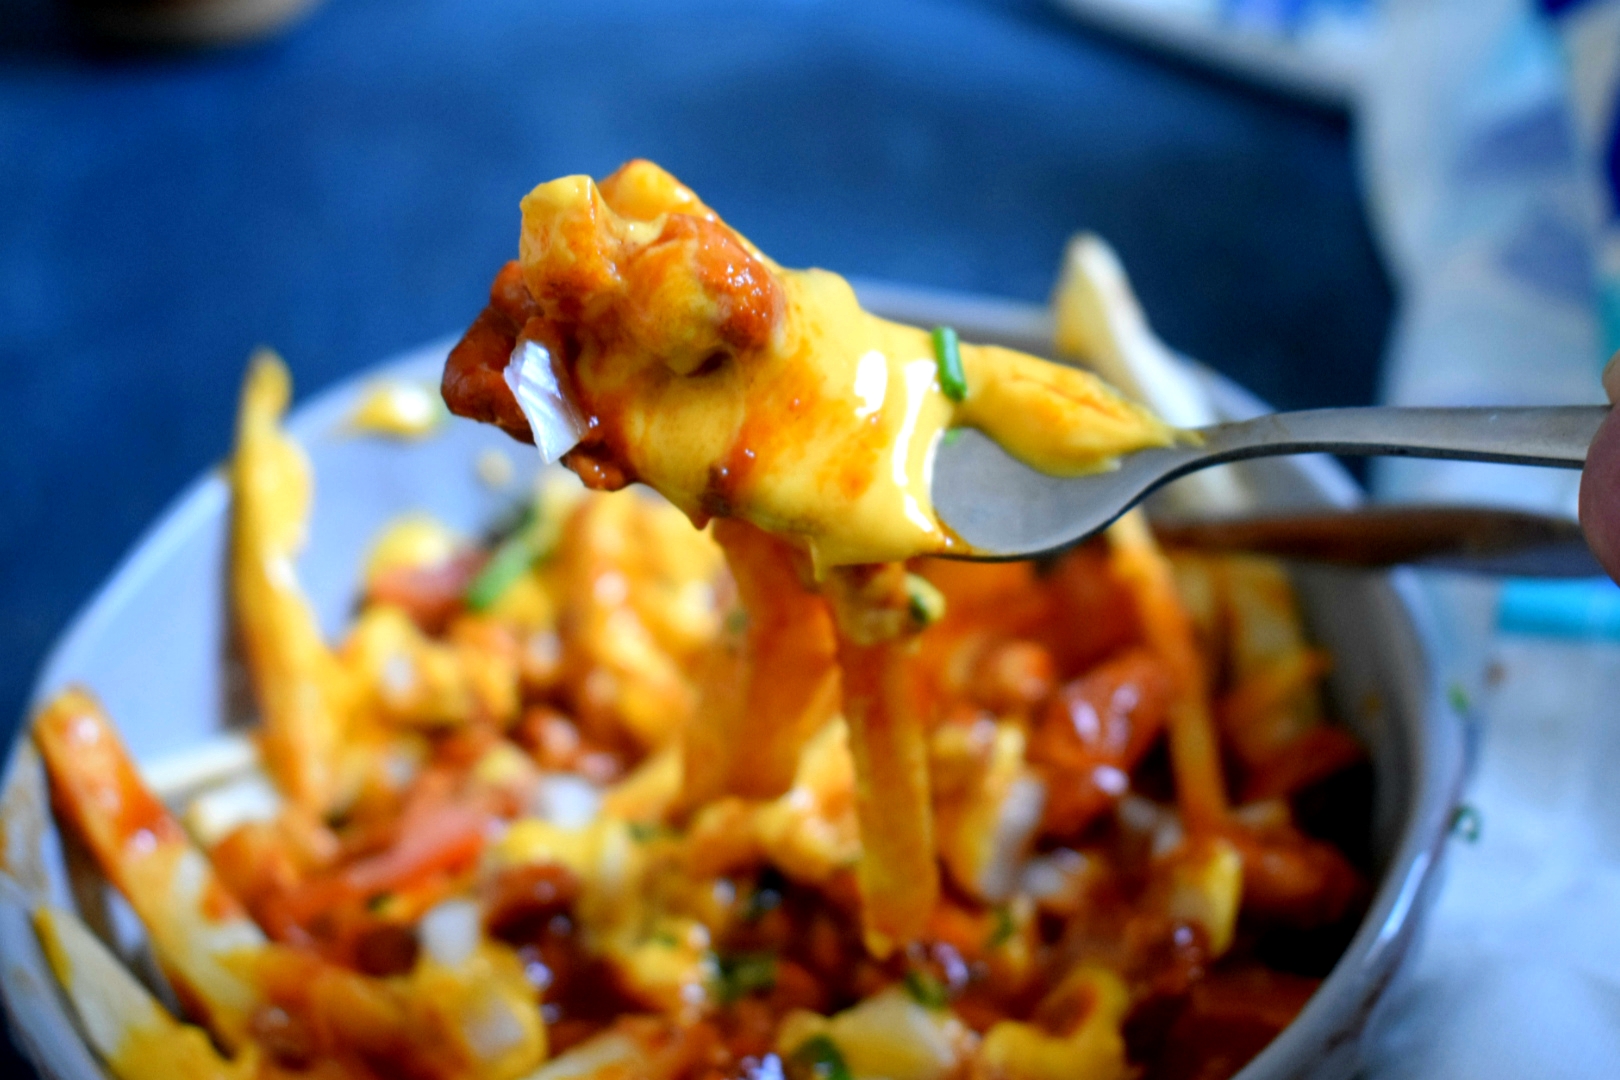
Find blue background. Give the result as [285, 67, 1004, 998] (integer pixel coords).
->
[0, 1, 1390, 1071]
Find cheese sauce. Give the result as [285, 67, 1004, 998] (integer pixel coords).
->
[443, 161, 1177, 571]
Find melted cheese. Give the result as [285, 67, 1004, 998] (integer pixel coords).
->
[349, 379, 447, 439]
[571, 266, 964, 570]
[456, 161, 1176, 572]
[34, 906, 252, 1080]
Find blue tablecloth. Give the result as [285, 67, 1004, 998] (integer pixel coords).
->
[0, 0, 1390, 1073]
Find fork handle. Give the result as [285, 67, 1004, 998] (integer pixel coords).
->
[1200, 405, 1610, 468]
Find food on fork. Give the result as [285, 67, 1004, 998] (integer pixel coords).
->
[440, 159, 1176, 571]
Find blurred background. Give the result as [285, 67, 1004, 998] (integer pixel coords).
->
[2, 0, 1618, 1076]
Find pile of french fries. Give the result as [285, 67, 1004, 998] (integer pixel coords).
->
[17, 244, 1368, 1080]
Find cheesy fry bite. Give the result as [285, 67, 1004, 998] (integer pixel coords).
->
[442, 160, 1175, 571]
[231, 351, 358, 815]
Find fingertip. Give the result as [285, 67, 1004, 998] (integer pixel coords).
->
[1580, 403, 1620, 583]
[1603, 349, 1620, 404]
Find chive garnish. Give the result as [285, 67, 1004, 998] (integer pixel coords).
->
[987, 905, 1015, 949]
[716, 952, 778, 1002]
[932, 325, 967, 402]
[789, 1035, 851, 1080]
[628, 821, 672, 843]
[903, 968, 950, 1009]
[904, 573, 946, 628]
[466, 504, 551, 611]
[1447, 683, 1471, 715]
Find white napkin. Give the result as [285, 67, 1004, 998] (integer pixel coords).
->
[1356, 2, 1620, 1074]
[1366, 636, 1620, 1079]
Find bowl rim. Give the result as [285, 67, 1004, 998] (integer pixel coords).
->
[1, 281, 1466, 1080]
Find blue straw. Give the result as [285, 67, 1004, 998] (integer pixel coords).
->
[1497, 577, 1620, 639]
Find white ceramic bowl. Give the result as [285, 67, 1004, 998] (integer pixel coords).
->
[0, 283, 1465, 1080]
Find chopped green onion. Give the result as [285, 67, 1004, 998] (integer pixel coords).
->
[905, 573, 947, 628]
[466, 538, 534, 610]
[941, 427, 964, 447]
[1447, 683, 1471, 715]
[716, 952, 777, 1003]
[903, 968, 950, 1009]
[986, 905, 1015, 949]
[466, 504, 553, 612]
[932, 325, 967, 403]
[628, 821, 672, 843]
[1450, 804, 1483, 843]
[789, 1035, 851, 1080]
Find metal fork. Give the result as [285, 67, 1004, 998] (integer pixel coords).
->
[931, 405, 1609, 559]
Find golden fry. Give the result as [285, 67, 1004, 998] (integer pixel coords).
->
[33, 688, 267, 1049]
[35, 905, 255, 1080]
[828, 562, 939, 953]
[1106, 511, 1227, 833]
[230, 351, 356, 814]
[685, 520, 839, 804]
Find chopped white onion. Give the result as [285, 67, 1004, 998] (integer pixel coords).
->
[976, 775, 1046, 902]
[1022, 848, 1090, 902]
[1151, 817, 1186, 859]
[539, 774, 602, 829]
[745, 1054, 786, 1080]
[504, 339, 586, 464]
[419, 898, 481, 969]
[462, 993, 531, 1065]
[182, 773, 282, 847]
[1116, 793, 1165, 835]
[1115, 794, 1186, 857]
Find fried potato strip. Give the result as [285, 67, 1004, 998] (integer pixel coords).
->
[33, 688, 267, 1049]
[826, 564, 938, 954]
[35, 688, 547, 1079]
[1106, 512, 1228, 833]
[35, 905, 255, 1080]
[231, 350, 356, 814]
[682, 520, 839, 807]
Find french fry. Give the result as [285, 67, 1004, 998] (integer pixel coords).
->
[1106, 512, 1227, 833]
[551, 491, 700, 750]
[34, 905, 255, 1080]
[1050, 232, 1251, 515]
[682, 520, 839, 806]
[1215, 555, 1330, 765]
[230, 351, 356, 814]
[33, 687, 267, 1049]
[1049, 237, 1240, 836]
[827, 563, 938, 954]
